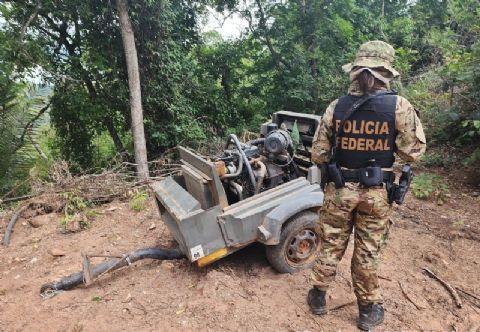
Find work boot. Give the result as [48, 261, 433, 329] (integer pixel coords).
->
[357, 302, 384, 331]
[307, 287, 327, 315]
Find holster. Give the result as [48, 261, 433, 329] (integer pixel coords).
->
[393, 165, 413, 204]
[327, 162, 345, 188]
[387, 182, 397, 204]
[386, 165, 412, 205]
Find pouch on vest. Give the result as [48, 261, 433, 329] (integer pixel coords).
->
[358, 166, 383, 187]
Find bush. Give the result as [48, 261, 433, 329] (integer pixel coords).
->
[465, 148, 480, 167]
[420, 151, 455, 168]
[129, 190, 149, 212]
[411, 173, 449, 204]
[60, 192, 91, 231]
[403, 69, 453, 143]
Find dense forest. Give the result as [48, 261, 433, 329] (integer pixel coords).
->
[0, 0, 479, 197]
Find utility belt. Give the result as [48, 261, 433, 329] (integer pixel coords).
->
[341, 169, 394, 185]
[325, 162, 412, 205]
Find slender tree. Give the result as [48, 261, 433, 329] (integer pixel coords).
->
[115, 0, 149, 180]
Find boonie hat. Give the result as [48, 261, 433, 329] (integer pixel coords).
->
[342, 40, 400, 77]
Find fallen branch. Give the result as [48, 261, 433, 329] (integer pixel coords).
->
[398, 280, 427, 310]
[378, 275, 393, 282]
[2, 205, 28, 246]
[0, 160, 180, 245]
[423, 267, 462, 308]
[455, 287, 480, 302]
[1, 194, 35, 204]
[40, 247, 185, 294]
[455, 287, 480, 309]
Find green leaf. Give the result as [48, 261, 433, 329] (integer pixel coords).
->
[291, 120, 300, 153]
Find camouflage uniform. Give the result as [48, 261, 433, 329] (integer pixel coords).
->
[310, 41, 426, 305]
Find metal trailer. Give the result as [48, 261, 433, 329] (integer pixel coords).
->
[150, 111, 325, 273]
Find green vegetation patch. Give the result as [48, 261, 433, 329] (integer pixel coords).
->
[412, 173, 449, 204]
[60, 192, 95, 231]
[129, 190, 149, 212]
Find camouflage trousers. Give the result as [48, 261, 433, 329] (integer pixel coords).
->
[311, 182, 393, 304]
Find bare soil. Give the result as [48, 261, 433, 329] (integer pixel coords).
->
[1, 171, 480, 331]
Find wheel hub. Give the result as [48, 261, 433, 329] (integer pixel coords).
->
[286, 229, 318, 263]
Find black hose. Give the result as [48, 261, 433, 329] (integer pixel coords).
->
[40, 247, 185, 293]
[2, 205, 28, 246]
[225, 134, 256, 191]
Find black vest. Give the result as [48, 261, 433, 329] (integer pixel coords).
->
[332, 94, 397, 169]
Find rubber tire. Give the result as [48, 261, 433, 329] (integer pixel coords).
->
[266, 211, 321, 274]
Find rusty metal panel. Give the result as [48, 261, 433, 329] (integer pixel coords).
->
[182, 163, 214, 209]
[179, 146, 214, 179]
[150, 177, 201, 220]
[178, 146, 228, 209]
[160, 205, 188, 254]
[150, 176, 228, 262]
[179, 206, 226, 261]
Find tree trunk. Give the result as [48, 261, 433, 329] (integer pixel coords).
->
[104, 117, 126, 154]
[116, 0, 149, 181]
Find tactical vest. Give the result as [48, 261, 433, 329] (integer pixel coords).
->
[332, 94, 397, 169]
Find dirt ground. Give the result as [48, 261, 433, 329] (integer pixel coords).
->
[1, 171, 480, 332]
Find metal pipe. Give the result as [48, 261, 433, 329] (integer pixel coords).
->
[253, 159, 267, 194]
[225, 134, 256, 191]
[229, 181, 244, 201]
[221, 152, 244, 179]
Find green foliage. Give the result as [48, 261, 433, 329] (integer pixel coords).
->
[0, 82, 52, 195]
[91, 132, 122, 170]
[60, 192, 91, 230]
[403, 70, 452, 142]
[63, 192, 88, 214]
[420, 151, 453, 168]
[129, 190, 149, 212]
[412, 173, 449, 204]
[0, 0, 479, 194]
[461, 120, 480, 140]
[465, 148, 480, 167]
[91, 295, 102, 302]
[291, 120, 300, 152]
[412, 0, 480, 147]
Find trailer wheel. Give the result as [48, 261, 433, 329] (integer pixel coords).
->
[266, 211, 321, 274]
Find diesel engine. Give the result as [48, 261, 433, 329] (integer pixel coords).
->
[212, 111, 321, 204]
